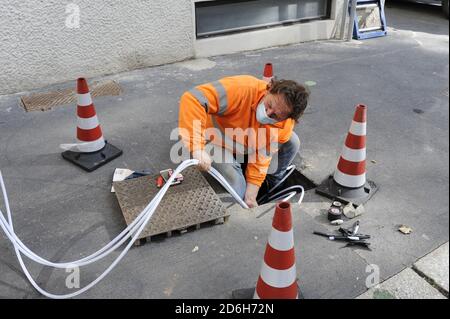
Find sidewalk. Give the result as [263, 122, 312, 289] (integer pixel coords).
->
[357, 242, 449, 299]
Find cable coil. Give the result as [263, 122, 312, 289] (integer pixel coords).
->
[0, 159, 304, 299]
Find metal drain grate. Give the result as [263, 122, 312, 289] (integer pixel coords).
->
[113, 166, 230, 241]
[20, 80, 122, 112]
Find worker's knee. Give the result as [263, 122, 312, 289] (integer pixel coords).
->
[228, 173, 246, 199]
[286, 132, 301, 154]
[212, 162, 246, 199]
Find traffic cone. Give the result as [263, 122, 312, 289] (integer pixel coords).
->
[60, 78, 122, 172]
[316, 104, 378, 205]
[262, 63, 274, 83]
[254, 201, 298, 299]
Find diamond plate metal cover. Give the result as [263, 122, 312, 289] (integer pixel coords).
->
[113, 166, 230, 239]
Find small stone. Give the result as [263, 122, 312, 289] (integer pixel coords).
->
[343, 203, 364, 219]
[254, 236, 258, 240]
[371, 160, 377, 164]
[343, 202, 356, 218]
[192, 246, 199, 253]
[331, 219, 344, 225]
[399, 225, 412, 235]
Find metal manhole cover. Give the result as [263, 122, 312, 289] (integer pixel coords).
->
[20, 80, 122, 112]
[113, 166, 230, 240]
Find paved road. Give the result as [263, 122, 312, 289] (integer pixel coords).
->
[0, 2, 448, 298]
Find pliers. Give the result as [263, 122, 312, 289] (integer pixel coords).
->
[313, 220, 372, 249]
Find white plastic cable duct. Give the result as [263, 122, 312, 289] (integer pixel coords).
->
[0, 159, 305, 299]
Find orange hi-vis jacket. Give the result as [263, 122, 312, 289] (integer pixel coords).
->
[178, 75, 295, 187]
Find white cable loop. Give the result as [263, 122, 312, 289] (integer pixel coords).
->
[0, 159, 305, 299]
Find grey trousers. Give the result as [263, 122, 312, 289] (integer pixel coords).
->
[210, 132, 300, 199]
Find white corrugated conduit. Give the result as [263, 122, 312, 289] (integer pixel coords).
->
[0, 159, 304, 299]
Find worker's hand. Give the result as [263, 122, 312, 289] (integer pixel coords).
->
[192, 149, 212, 172]
[244, 183, 260, 208]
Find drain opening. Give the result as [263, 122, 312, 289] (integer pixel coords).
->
[278, 168, 317, 191]
[203, 167, 316, 205]
[20, 80, 122, 112]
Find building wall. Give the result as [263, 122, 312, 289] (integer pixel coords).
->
[0, 0, 346, 95]
[0, 0, 194, 95]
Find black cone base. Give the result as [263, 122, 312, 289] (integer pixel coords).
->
[231, 285, 304, 299]
[62, 142, 123, 172]
[315, 175, 378, 206]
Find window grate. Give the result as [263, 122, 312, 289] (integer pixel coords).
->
[195, 0, 332, 39]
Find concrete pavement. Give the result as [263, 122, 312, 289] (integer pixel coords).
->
[358, 242, 448, 299]
[0, 2, 448, 298]
[413, 242, 449, 296]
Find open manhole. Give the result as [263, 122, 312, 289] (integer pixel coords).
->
[275, 168, 316, 191]
[20, 80, 122, 112]
[256, 168, 316, 204]
[203, 165, 316, 205]
[113, 163, 315, 246]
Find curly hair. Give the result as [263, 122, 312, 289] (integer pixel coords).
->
[269, 79, 310, 122]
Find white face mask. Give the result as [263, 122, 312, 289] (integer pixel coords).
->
[256, 102, 278, 125]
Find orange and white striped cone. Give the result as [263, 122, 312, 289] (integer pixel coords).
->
[60, 78, 106, 153]
[254, 201, 298, 299]
[334, 104, 367, 188]
[262, 63, 274, 83]
[231, 201, 302, 300]
[316, 104, 378, 205]
[61, 78, 122, 172]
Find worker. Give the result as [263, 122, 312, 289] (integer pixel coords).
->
[178, 75, 309, 208]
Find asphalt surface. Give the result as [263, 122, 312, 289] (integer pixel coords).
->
[0, 2, 448, 298]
